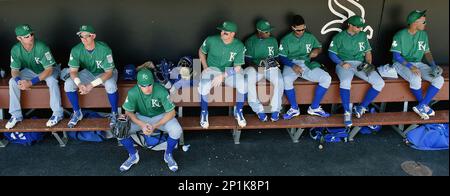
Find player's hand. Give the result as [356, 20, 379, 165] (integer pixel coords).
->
[142, 123, 154, 136]
[342, 63, 352, 69]
[84, 84, 94, 94]
[410, 66, 421, 76]
[78, 84, 87, 95]
[212, 73, 225, 87]
[19, 80, 32, 90]
[293, 65, 304, 75]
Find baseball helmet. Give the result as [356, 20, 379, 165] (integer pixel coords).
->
[123, 64, 136, 81]
[176, 56, 193, 80]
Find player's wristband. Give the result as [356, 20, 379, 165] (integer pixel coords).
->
[226, 68, 236, 77]
[14, 77, 22, 84]
[31, 76, 41, 85]
[90, 78, 103, 87]
[74, 77, 81, 86]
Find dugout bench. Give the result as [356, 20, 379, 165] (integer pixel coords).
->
[0, 65, 448, 147]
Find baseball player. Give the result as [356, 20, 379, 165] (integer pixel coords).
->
[6, 24, 64, 129]
[198, 21, 247, 128]
[390, 10, 444, 120]
[119, 68, 182, 172]
[64, 25, 119, 128]
[328, 15, 385, 127]
[244, 19, 283, 122]
[279, 15, 332, 120]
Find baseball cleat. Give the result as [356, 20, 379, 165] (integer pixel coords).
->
[5, 117, 23, 130]
[120, 151, 140, 172]
[308, 106, 331, 118]
[283, 107, 300, 120]
[46, 115, 63, 127]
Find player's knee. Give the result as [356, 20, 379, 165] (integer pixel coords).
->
[64, 79, 77, 92]
[168, 124, 183, 139]
[319, 74, 332, 88]
[104, 80, 118, 94]
[340, 79, 352, 90]
[409, 77, 422, 90]
[432, 76, 444, 89]
[372, 79, 385, 91]
[9, 78, 18, 88]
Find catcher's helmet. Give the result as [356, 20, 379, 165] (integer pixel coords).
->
[177, 56, 193, 80]
[154, 58, 174, 86]
[123, 64, 136, 81]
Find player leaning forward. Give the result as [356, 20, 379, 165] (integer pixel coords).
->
[64, 25, 119, 128]
[6, 24, 64, 129]
[390, 10, 444, 120]
[119, 68, 182, 172]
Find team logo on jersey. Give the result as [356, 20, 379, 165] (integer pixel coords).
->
[268, 47, 275, 56]
[151, 99, 161, 107]
[306, 44, 313, 53]
[359, 42, 365, 51]
[229, 52, 237, 62]
[34, 57, 41, 64]
[96, 60, 102, 69]
[418, 41, 427, 51]
[330, 41, 334, 48]
[279, 44, 284, 51]
[69, 54, 74, 61]
[11, 56, 14, 63]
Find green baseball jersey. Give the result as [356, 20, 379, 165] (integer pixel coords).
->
[279, 32, 322, 69]
[200, 35, 245, 72]
[390, 29, 430, 63]
[68, 41, 115, 75]
[244, 34, 279, 65]
[122, 83, 175, 118]
[329, 31, 372, 62]
[10, 40, 55, 74]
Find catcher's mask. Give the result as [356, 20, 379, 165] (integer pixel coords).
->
[154, 58, 174, 85]
[177, 56, 193, 80]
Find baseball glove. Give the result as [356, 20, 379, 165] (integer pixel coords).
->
[429, 66, 443, 78]
[357, 63, 376, 76]
[259, 57, 280, 70]
[111, 114, 131, 139]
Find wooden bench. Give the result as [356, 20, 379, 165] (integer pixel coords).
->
[0, 66, 448, 146]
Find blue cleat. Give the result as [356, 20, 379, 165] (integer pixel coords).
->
[353, 105, 368, 119]
[200, 110, 209, 129]
[412, 104, 429, 120]
[164, 152, 178, 172]
[67, 110, 83, 128]
[119, 151, 140, 172]
[307, 106, 331, 118]
[271, 112, 280, 122]
[344, 111, 353, 128]
[283, 107, 300, 120]
[257, 113, 268, 122]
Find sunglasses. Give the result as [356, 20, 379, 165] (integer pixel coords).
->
[416, 20, 427, 24]
[293, 28, 306, 32]
[78, 34, 92, 39]
[138, 84, 152, 88]
[21, 33, 34, 39]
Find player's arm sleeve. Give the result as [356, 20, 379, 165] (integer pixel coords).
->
[122, 95, 136, 112]
[68, 49, 80, 68]
[328, 35, 339, 55]
[393, 52, 413, 69]
[40, 46, 56, 68]
[278, 40, 294, 67]
[312, 35, 322, 49]
[329, 52, 343, 65]
[10, 49, 22, 70]
[233, 45, 245, 66]
[390, 34, 402, 54]
[200, 37, 209, 54]
[102, 49, 115, 71]
[364, 37, 372, 53]
[160, 90, 176, 113]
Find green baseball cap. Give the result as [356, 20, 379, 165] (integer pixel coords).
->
[77, 25, 95, 35]
[15, 24, 33, 37]
[217, 21, 238, 33]
[256, 19, 274, 33]
[407, 10, 427, 25]
[137, 68, 154, 86]
[347, 15, 367, 28]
